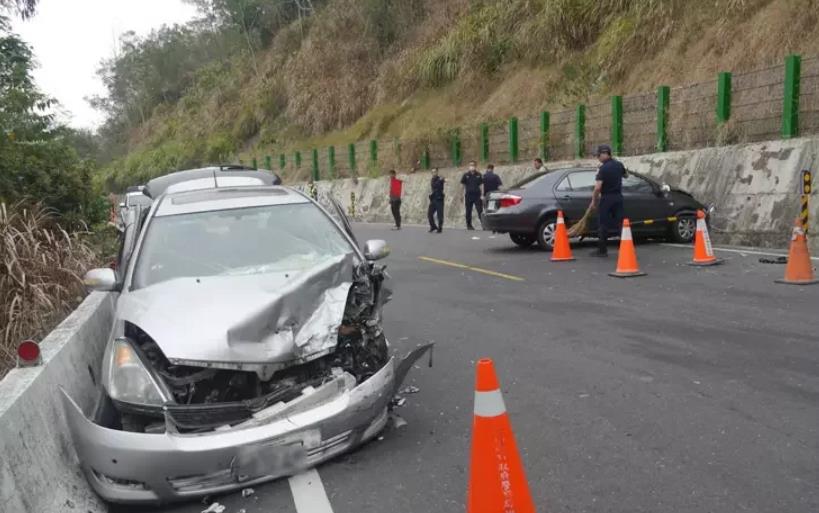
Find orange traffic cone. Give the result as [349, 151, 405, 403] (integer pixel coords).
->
[775, 218, 818, 285]
[689, 210, 723, 266]
[609, 218, 646, 278]
[467, 359, 536, 513]
[551, 210, 575, 262]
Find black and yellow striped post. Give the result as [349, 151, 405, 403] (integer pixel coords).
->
[801, 170, 812, 233]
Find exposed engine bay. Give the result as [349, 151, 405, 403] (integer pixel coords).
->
[110, 261, 390, 434]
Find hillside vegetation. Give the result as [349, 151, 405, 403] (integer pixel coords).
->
[97, 0, 819, 189]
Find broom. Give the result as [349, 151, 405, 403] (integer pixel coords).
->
[567, 204, 596, 238]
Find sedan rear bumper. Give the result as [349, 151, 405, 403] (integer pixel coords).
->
[482, 211, 533, 233]
[61, 358, 397, 504]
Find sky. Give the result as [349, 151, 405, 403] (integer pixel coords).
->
[11, 0, 199, 130]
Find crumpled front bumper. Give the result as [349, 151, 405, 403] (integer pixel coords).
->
[61, 357, 397, 504]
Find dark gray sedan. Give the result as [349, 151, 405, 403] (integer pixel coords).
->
[482, 167, 709, 250]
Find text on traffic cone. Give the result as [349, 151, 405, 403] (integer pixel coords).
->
[551, 210, 575, 262]
[467, 358, 536, 513]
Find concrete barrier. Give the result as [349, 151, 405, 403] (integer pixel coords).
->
[315, 136, 819, 253]
[0, 292, 115, 513]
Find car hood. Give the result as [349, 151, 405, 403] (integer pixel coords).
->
[117, 253, 354, 378]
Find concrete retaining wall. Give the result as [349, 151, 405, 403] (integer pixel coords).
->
[315, 136, 819, 253]
[0, 292, 115, 513]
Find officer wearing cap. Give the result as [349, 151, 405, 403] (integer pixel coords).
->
[589, 144, 625, 257]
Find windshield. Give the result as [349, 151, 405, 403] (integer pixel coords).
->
[132, 203, 354, 289]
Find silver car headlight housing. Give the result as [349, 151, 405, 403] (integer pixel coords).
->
[102, 338, 165, 407]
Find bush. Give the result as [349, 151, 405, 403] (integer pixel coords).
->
[0, 202, 100, 378]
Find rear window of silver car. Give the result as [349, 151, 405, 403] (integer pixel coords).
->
[131, 203, 353, 289]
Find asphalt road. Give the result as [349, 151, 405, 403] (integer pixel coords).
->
[128, 223, 819, 513]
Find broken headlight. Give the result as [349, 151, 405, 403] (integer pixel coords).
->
[103, 338, 166, 407]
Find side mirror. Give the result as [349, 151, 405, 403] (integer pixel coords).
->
[660, 183, 671, 193]
[363, 239, 390, 261]
[83, 268, 120, 292]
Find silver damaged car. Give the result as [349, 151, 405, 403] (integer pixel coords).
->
[62, 170, 431, 504]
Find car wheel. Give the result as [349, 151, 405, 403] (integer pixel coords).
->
[510, 233, 536, 247]
[670, 214, 696, 243]
[536, 216, 557, 251]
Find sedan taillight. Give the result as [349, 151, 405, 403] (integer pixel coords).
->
[498, 194, 523, 208]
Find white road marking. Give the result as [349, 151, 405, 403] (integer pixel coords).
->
[661, 243, 819, 261]
[289, 469, 334, 513]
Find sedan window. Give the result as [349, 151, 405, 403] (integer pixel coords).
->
[555, 176, 571, 191]
[512, 171, 550, 189]
[132, 203, 354, 289]
[622, 174, 654, 193]
[566, 171, 598, 192]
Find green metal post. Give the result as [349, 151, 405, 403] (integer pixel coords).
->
[508, 117, 519, 163]
[328, 146, 335, 178]
[656, 86, 670, 152]
[451, 131, 462, 167]
[348, 143, 356, 172]
[264, 155, 272, 170]
[540, 111, 550, 161]
[611, 96, 623, 156]
[251, 157, 257, 169]
[279, 154, 286, 170]
[716, 72, 732, 124]
[782, 54, 801, 139]
[421, 147, 430, 170]
[480, 123, 490, 163]
[311, 148, 319, 181]
[369, 140, 378, 165]
[575, 105, 586, 159]
[294, 151, 302, 169]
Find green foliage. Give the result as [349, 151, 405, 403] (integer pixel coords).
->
[0, 29, 106, 228]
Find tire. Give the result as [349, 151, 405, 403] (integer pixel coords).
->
[510, 233, 536, 247]
[536, 215, 557, 251]
[669, 214, 696, 243]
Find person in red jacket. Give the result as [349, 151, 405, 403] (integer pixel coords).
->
[389, 169, 403, 230]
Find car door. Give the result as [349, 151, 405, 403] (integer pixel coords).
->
[555, 169, 599, 230]
[621, 173, 665, 235]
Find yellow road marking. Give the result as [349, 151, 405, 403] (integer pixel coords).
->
[418, 256, 525, 282]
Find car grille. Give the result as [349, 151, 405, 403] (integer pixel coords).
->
[164, 375, 330, 430]
[165, 403, 253, 430]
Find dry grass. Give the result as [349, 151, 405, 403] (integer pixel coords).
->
[115, 0, 819, 184]
[0, 202, 98, 379]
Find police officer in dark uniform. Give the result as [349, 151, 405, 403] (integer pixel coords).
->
[482, 164, 502, 205]
[590, 144, 625, 257]
[460, 160, 483, 230]
[428, 168, 445, 233]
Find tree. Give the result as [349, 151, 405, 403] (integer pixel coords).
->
[0, 0, 37, 28]
[1, 15, 106, 227]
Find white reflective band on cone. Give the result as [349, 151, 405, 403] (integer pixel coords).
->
[557, 216, 565, 224]
[474, 389, 506, 417]
[703, 227, 714, 256]
[697, 218, 706, 231]
[621, 227, 632, 241]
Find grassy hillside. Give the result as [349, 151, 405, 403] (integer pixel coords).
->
[99, 0, 819, 189]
